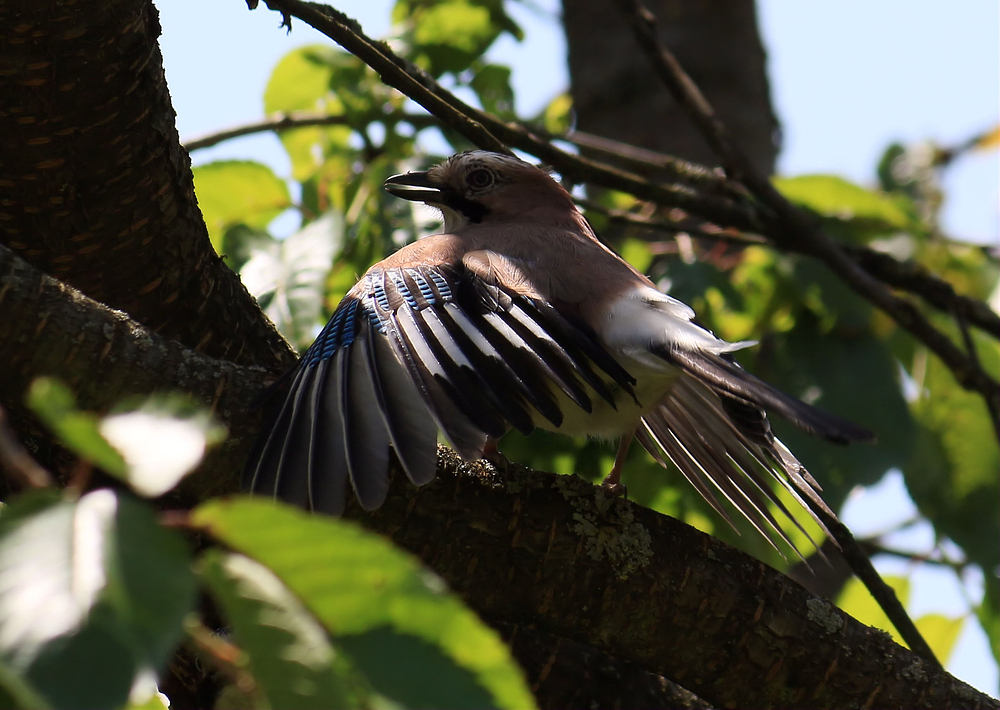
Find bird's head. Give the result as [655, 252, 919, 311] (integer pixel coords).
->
[384, 151, 578, 232]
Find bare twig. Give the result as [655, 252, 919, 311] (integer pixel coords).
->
[183, 104, 1000, 344]
[844, 246, 1000, 343]
[611, 0, 999, 442]
[575, 198, 767, 248]
[0, 406, 54, 489]
[257, 0, 767, 233]
[612, 0, 949, 669]
[183, 110, 440, 151]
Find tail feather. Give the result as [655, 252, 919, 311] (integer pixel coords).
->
[663, 348, 875, 445]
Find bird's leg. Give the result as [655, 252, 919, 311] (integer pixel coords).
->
[482, 436, 509, 473]
[601, 427, 636, 497]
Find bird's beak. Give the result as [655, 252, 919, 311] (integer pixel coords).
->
[384, 170, 442, 203]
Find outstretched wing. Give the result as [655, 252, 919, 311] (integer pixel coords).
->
[638, 346, 874, 558]
[243, 261, 635, 515]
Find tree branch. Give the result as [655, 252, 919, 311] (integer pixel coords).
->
[611, 0, 1000, 445]
[350, 449, 996, 710]
[181, 103, 1000, 344]
[2, 237, 994, 707]
[256, 0, 767, 233]
[610, 0, 957, 667]
[183, 110, 441, 152]
[0, 242, 267, 502]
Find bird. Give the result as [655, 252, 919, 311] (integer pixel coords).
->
[243, 150, 874, 554]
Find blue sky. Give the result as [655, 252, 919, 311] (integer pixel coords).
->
[156, 0, 999, 693]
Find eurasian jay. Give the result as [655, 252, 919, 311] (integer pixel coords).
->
[244, 150, 874, 552]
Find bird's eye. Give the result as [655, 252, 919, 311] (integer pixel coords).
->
[465, 168, 494, 190]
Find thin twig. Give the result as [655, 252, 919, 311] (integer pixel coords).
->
[611, 0, 999, 441]
[257, 0, 767, 233]
[613, 0, 947, 669]
[183, 110, 440, 152]
[575, 198, 767, 248]
[0, 406, 54, 489]
[183, 104, 1000, 342]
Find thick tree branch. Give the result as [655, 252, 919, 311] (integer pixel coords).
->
[0, 242, 266, 502]
[4, 237, 994, 707]
[0, 0, 294, 370]
[350, 449, 996, 710]
[612, 0, 1000, 443]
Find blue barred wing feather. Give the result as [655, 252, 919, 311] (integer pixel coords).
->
[243, 262, 635, 514]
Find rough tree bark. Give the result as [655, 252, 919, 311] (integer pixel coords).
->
[0, 1, 994, 708]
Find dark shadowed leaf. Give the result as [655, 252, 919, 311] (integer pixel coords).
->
[905, 327, 999, 577]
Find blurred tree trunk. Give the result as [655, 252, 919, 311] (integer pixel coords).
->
[563, 0, 779, 175]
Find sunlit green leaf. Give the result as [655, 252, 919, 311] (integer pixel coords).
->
[264, 45, 338, 115]
[774, 174, 919, 241]
[200, 551, 357, 709]
[914, 613, 964, 665]
[99, 398, 224, 498]
[0, 491, 196, 710]
[25, 378, 126, 476]
[240, 211, 344, 351]
[835, 575, 911, 646]
[192, 497, 536, 710]
[395, 0, 517, 76]
[541, 93, 572, 135]
[193, 161, 291, 252]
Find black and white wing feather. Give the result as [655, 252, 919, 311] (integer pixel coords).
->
[243, 262, 635, 514]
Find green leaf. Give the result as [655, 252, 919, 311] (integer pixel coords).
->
[905, 327, 1000, 575]
[192, 497, 536, 710]
[774, 174, 919, 240]
[0, 490, 196, 710]
[395, 0, 512, 76]
[914, 614, 964, 665]
[0, 660, 49, 709]
[469, 63, 514, 118]
[264, 46, 338, 115]
[835, 575, 911, 646]
[240, 212, 344, 351]
[200, 551, 356, 709]
[765, 326, 916, 508]
[977, 575, 1000, 663]
[99, 397, 225, 498]
[25, 378, 126, 476]
[192, 161, 291, 252]
[541, 93, 572, 135]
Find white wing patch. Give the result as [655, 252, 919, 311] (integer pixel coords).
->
[601, 286, 755, 365]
